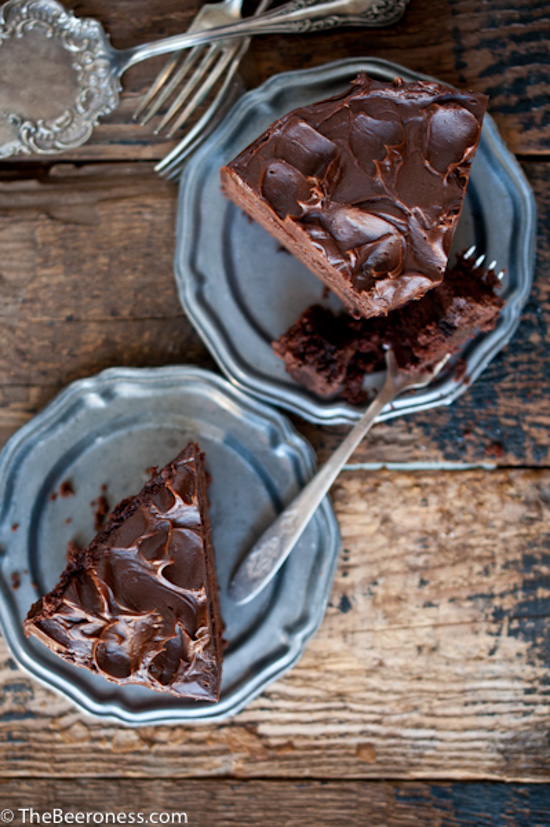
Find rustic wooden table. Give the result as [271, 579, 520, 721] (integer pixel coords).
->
[1, 0, 549, 824]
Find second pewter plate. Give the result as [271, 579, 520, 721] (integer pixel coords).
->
[175, 58, 536, 426]
[0, 367, 340, 724]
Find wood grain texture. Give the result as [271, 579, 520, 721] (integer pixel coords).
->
[2, 469, 550, 781]
[4, 0, 548, 162]
[0, 778, 549, 826]
[1, 0, 550, 810]
[0, 160, 547, 465]
[0, 161, 214, 446]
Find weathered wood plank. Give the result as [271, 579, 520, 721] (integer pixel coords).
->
[0, 163, 179, 321]
[0, 161, 548, 465]
[0, 0, 548, 809]
[0, 777, 549, 826]
[3, 0, 549, 162]
[253, 0, 550, 156]
[0, 160, 213, 445]
[2, 469, 550, 781]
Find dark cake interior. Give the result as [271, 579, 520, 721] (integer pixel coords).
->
[273, 253, 505, 405]
[221, 73, 488, 318]
[24, 443, 224, 702]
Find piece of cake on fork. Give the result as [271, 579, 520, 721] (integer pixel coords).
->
[221, 73, 488, 318]
[273, 252, 505, 405]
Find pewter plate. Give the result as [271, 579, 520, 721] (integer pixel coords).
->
[0, 367, 340, 724]
[175, 58, 537, 425]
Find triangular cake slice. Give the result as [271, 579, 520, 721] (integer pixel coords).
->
[221, 73, 488, 318]
[24, 443, 223, 702]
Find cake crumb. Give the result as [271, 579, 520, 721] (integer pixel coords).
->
[93, 495, 110, 531]
[11, 571, 20, 590]
[66, 541, 82, 562]
[50, 492, 58, 501]
[60, 480, 75, 497]
[11, 523, 19, 532]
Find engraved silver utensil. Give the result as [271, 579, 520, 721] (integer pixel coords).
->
[228, 348, 450, 605]
[0, 0, 408, 157]
[228, 246, 506, 605]
[133, 0, 250, 133]
[154, 0, 273, 177]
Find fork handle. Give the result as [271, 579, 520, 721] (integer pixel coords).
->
[227, 352, 409, 605]
[121, 0, 408, 72]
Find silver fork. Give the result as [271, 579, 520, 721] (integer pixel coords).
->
[228, 348, 451, 604]
[133, 0, 261, 137]
[154, 0, 272, 178]
[228, 247, 503, 604]
[463, 244, 502, 278]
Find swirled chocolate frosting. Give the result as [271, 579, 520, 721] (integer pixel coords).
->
[24, 443, 223, 702]
[221, 73, 488, 317]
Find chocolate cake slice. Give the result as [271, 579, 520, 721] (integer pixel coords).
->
[24, 443, 223, 702]
[221, 73, 487, 318]
[274, 253, 504, 404]
[272, 305, 360, 398]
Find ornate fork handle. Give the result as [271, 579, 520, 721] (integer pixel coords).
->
[248, 0, 408, 32]
[228, 348, 434, 605]
[122, 0, 408, 71]
[228, 374, 394, 605]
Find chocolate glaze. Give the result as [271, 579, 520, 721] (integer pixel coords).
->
[273, 253, 504, 405]
[221, 74, 487, 317]
[24, 443, 223, 702]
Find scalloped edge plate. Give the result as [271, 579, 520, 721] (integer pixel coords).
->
[175, 58, 536, 425]
[0, 367, 340, 724]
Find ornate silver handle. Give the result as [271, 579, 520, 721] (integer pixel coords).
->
[228, 349, 448, 605]
[228, 351, 412, 604]
[122, 0, 408, 72]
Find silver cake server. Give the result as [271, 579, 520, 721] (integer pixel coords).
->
[0, 0, 408, 157]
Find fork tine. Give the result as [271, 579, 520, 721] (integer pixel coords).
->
[456, 246, 505, 282]
[153, 46, 221, 134]
[150, 0, 272, 168]
[137, 45, 208, 126]
[133, 52, 182, 121]
[487, 259, 505, 281]
[155, 73, 243, 178]
[462, 245, 489, 269]
[159, 46, 236, 137]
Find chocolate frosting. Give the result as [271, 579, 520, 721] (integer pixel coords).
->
[223, 74, 488, 316]
[24, 444, 223, 701]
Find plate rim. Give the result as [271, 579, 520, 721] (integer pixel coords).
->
[175, 56, 537, 426]
[0, 364, 341, 725]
